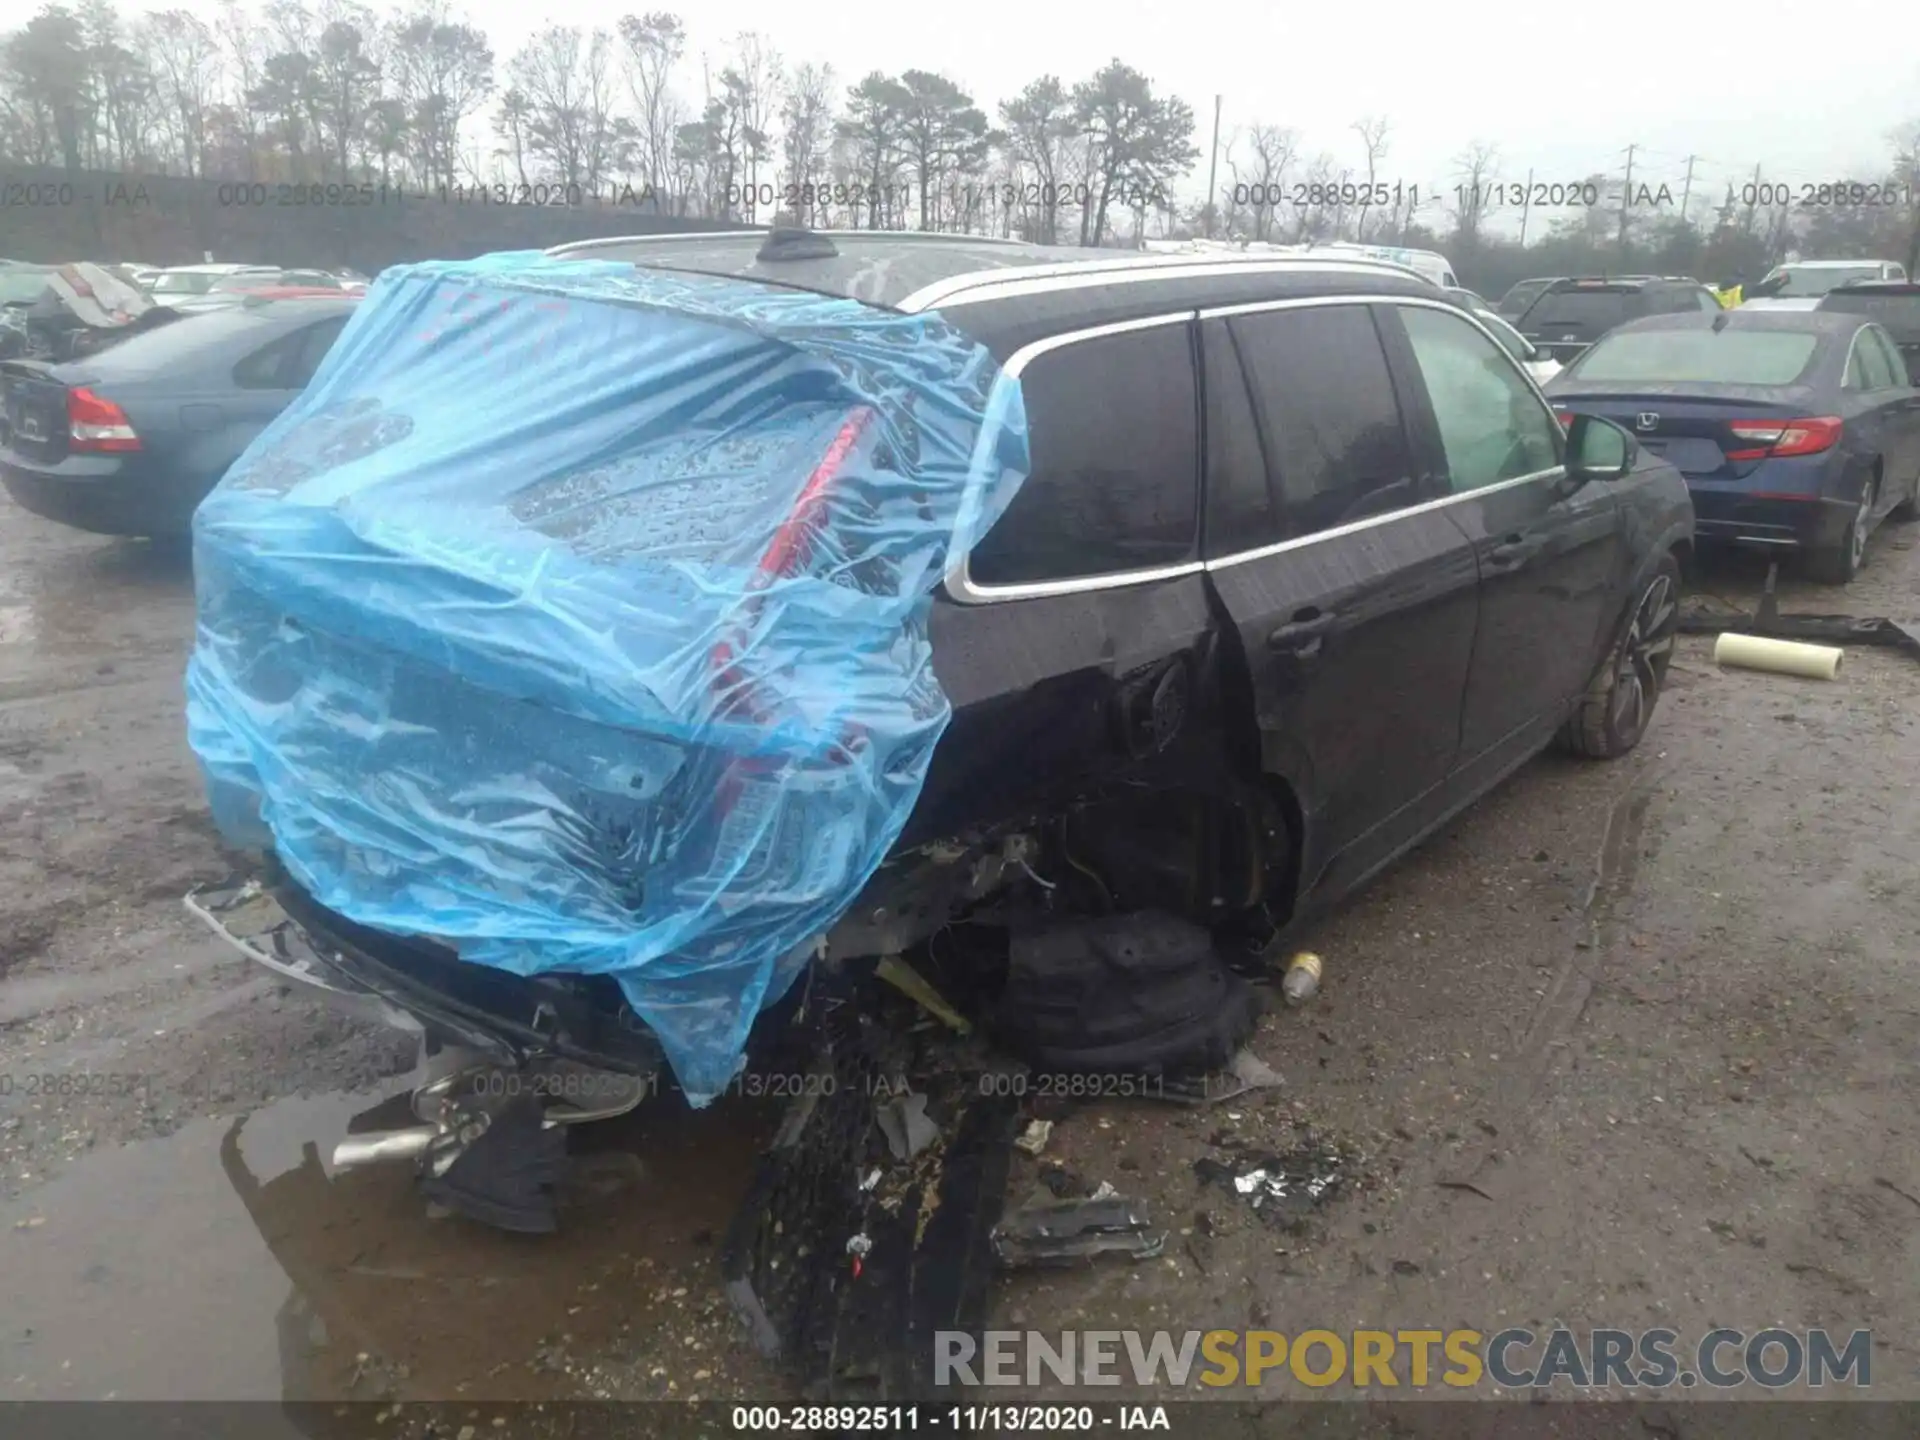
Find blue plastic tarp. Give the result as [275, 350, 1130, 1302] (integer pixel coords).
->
[185, 251, 1030, 1103]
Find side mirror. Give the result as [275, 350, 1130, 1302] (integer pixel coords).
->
[1566, 412, 1636, 482]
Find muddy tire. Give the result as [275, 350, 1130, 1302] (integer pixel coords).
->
[1805, 476, 1876, 584]
[1559, 553, 1680, 760]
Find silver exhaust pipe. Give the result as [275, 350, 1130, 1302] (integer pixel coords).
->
[332, 1126, 438, 1171]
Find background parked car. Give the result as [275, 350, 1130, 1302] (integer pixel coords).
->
[0, 263, 54, 357]
[1496, 277, 1560, 320]
[1546, 308, 1920, 582]
[1818, 280, 1920, 383]
[149, 264, 281, 309]
[0, 293, 358, 537]
[1475, 308, 1563, 387]
[1515, 276, 1723, 367]
[1743, 259, 1909, 311]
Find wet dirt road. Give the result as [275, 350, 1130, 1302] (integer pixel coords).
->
[3, 494, 1917, 1409]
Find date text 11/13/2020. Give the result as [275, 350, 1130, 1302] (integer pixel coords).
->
[720, 179, 1173, 213]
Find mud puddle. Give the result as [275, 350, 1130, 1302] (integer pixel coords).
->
[2, 1083, 785, 1402]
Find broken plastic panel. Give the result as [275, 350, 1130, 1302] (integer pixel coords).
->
[185, 250, 1031, 1104]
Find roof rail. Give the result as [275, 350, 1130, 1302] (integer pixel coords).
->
[546, 227, 1038, 260]
[899, 250, 1440, 313]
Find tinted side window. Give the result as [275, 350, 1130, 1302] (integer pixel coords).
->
[968, 322, 1199, 587]
[232, 331, 301, 389]
[1865, 328, 1906, 389]
[1228, 305, 1416, 539]
[1399, 304, 1562, 493]
[286, 316, 348, 388]
[1200, 319, 1281, 554]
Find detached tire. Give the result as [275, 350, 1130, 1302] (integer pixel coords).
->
[1560, 553, 1680, 760]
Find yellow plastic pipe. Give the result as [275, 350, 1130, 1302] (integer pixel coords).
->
[1713, 632, 1842, 680]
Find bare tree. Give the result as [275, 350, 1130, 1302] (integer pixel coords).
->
[141, 10, 221, 176]
[1449, 140, 1498, 249]
[216, 0, 267, 176]
[1235, 122, 1296, 241]
[390, 4, 493, 188]
[779, 60, 834, 226]
[504, 24, 619, 188]
[1352, 115, 1390, 241]
[728, 31, 781, 208]
[616, 11, 683, 192]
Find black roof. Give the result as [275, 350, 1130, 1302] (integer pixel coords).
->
[549, 229, 1447, 361]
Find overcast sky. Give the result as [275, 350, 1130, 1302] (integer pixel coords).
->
[131, 0, 1920, 219]
[453, 0, 1917, 190]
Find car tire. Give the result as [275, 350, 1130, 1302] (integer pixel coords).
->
[1804, 476, 1877, 584]
[1559, 553, 1681, 761]
[1891, 471, 1920, 521]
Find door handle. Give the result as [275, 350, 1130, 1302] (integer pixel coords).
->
[1487, 533, 1545, 568]
[1268, 609, 1338, 652]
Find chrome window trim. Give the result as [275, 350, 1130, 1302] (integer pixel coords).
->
[1205, 467, 1562, 574]
[1841, 326, 1870, 390]
[943, 294, 1573, 605]
[899, 255, 1430, 314]
[944, 311, 1202, 605]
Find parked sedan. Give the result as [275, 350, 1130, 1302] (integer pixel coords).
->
[1547, 308, 1920, 582]
[0, 294, 357, 537]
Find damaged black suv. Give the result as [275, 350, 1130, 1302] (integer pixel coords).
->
[191, 231, 1692, 1189]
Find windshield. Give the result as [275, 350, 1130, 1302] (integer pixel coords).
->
[0, 269, 52, 305]
[1521, 289, 1647, 330]
[1763, 265, 1882, 298]
[152, 271, 220, 295]
[1570, 328, 1820, 386]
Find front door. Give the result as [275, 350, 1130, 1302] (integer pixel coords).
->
[1198, 301, 1481, 901]
[1382, 301, 1626, 764]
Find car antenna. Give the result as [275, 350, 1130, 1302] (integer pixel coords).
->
[756, 227, 839, 263]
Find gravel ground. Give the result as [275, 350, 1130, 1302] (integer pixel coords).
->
[2, 493, 1916, 1413]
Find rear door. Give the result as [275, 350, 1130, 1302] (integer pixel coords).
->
[1199, 299, 1480, 901]
[1384, 300, 1625, 765]
[913, 314, 1229, 851]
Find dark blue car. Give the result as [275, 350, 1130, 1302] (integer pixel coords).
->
[1546, 308, 1920, 582]
[0, 293, 358, 538]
